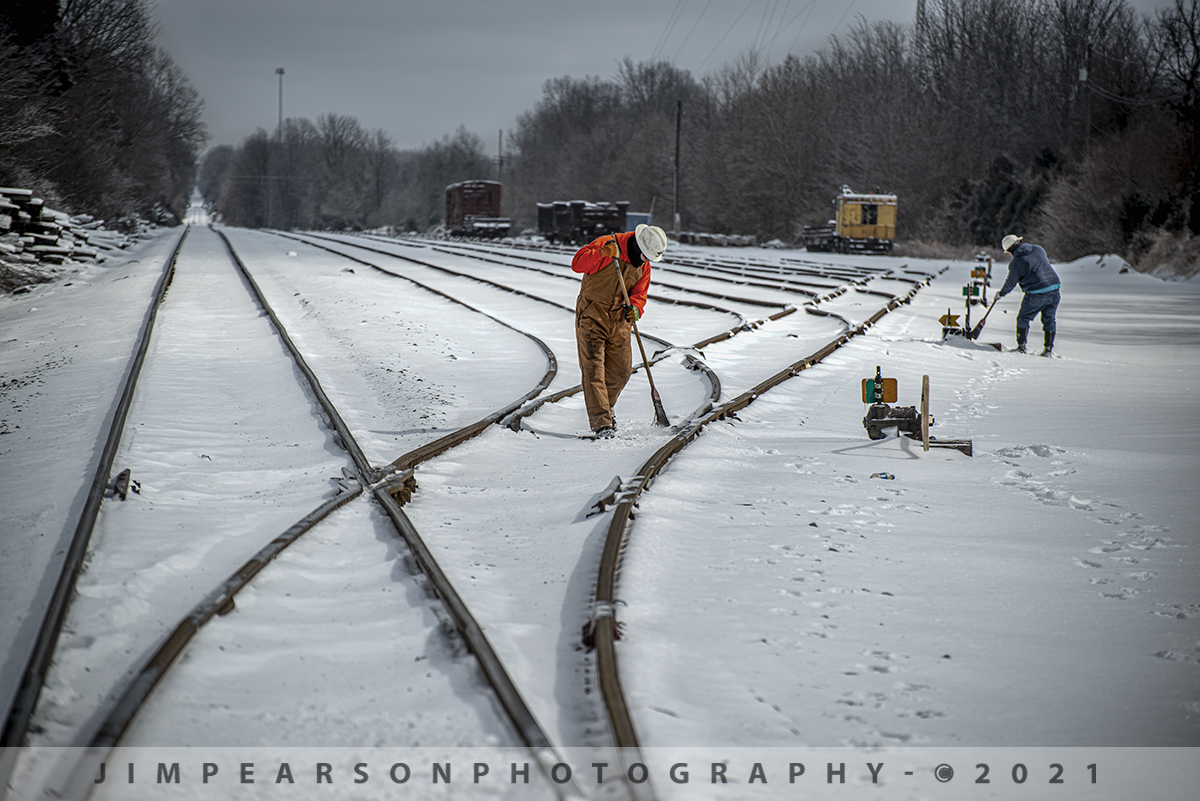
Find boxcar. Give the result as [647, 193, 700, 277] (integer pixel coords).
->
[445, 180, 510, 237]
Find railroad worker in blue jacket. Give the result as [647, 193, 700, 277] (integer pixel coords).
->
[997, 234, 1061, 356]
[571, 224, 668, 437]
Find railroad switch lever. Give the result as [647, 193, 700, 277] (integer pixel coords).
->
[862, 366, 927, 441]
[861, 369, 973, 456]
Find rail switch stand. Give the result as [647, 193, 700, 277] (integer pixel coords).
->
[862, 366, 926, 441]
[861, 367, 973, 455]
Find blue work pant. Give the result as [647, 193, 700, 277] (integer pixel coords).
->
[1017, 289, 1059, 332]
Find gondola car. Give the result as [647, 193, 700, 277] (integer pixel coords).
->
[445, 180, 510, 237]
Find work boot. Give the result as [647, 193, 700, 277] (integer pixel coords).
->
[1016, 327, 1028, 353]
[1041, 330, 1055, 357]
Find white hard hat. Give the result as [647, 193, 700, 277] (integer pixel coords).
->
[635, 224, 668, 262]
[1001, 234, 1023, 252]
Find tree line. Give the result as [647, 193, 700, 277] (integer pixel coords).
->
[0, 0, 207, 227]
[199, 118, 493, 233]
[205, 0, 1197, 267]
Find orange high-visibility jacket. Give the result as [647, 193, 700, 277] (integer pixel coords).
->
[571, 231, 650, 314]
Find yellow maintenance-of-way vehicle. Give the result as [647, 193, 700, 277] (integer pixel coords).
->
[801, 185, 897, 254]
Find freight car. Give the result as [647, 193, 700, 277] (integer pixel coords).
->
[537, 200, 629, 244]
[801, 186, 897, 254]
[445, 180, 511, 237]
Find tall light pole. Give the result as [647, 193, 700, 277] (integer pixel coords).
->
[268, 67, 284, 228]
[275, 67, 285, 135]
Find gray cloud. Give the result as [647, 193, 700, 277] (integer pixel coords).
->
[152, 0, 1176, 154]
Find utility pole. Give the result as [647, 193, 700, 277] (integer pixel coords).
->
[498, 129, 503, 185]
[673, 99, 681, 238]
[1084, 44, 1092, 158]
[1078, 47, 1091, 158]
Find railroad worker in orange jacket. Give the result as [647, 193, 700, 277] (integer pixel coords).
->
[571, 224, 668, 437]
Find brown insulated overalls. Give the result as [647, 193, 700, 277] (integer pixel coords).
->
[572, 232, 649, 431]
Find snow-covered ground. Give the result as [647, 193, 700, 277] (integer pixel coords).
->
[1, 213, 1196, 800]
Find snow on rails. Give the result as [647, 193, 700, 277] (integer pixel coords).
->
[1, 227, 934, 801]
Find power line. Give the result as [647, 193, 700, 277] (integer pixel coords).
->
[698, 0, 758, 71]
[830, 0, 860, 39]
[652, 0, 689, 61]
[764, 0, 795, 53]
[1089, 80, 1180, 107]
[753, 0, 775, 50]
[785, 0, 823, 56]
[768, 0, 817, 54]
[674, 0, 715, 62]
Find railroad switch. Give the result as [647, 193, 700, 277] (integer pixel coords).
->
[861, 368, 972, 455]
[942, 253, 993, 339]
[862, 366, 926, 441]
[968, 251, 993, 306]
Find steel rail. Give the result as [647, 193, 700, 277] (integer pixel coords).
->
[266, 231, 563, 477]
[425, 239, 786, 314]
[662, 257, 838, 293]
[589, 269, 944, 788]
[312, 232, 773, 321]
[253, 230, 589, 798]
[281, 233, 727, 436]
[31, 228, 381, 799]
[0, 227, 189, 789]
[425, 237, 831, 303]
[672, 255, 900, 289]
[214, 229, 376, 480]
[500, 281, 857, 433]
[370, 488, 587, 801]
[27, 229, 582, 801]
[50, 484, 363, 801]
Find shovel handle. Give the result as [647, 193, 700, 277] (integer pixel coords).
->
[610, 236, 658, 393]
[971, 296, 1000, 338]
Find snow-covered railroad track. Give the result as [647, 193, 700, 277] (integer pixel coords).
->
[408, 238, 799, 321]
[274, 232, 722, 434]
[586, 266, 941, 786]
[4, 224, 371, 795]
[296, 234, 942, 798]
[4, 226, 579, 801]
[2, 228, 189, 764]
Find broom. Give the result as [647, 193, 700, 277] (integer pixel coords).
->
[968, 296, 1000, 339]
[612, 236, 670, 427]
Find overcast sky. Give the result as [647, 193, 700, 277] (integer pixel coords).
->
[153, 0, 1175, 155]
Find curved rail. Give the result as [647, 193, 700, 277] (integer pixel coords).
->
[25, 229, 582, 801]
[285, 232, 727, 439]
[0, 228, 189, 771]
[423, 238, 793, 316]
[589, 268, 945, 794]
[51, 484, 363, 800]
[254, 230, 586, 797]
[267, 231, 561, 479]
[42, 229, 383, 797]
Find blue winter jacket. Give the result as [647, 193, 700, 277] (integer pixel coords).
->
[998, 243, 1060, 297]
